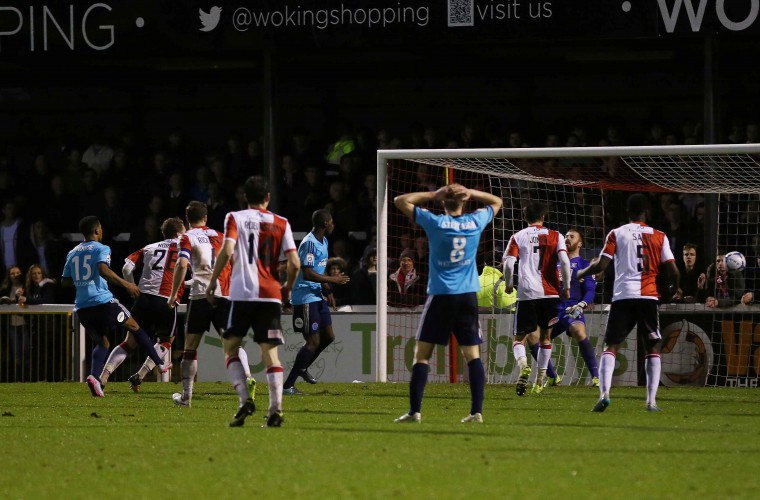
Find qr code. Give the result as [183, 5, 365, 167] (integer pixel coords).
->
[448, 0, 474, 27]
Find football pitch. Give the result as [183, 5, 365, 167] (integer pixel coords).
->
[1, 382, 759, 499]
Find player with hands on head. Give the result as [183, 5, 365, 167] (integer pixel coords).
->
[503, 199, 571, 396]
[206, 176, 299, 428]
[61, 216, 166, 397]
[283, 209, 350, 395]
[577, 193, 681, 412]
[393, 181, 501, 424]
[168, 201, 256, 407]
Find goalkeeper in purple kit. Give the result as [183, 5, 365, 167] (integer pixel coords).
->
[549, 228, 600, 387]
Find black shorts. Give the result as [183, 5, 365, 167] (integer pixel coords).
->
[513, 298, 559, 337]
[293, 300, 332, 338]
[186, 298, 231, 335]
[604, 299, 660, 346]
[130, 293, 178, 339]
[225, 301, 284, 345]
[77, 299, 131, 343]
[417, 293, 482, 346]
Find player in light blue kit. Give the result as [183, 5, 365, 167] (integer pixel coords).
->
[548, 228, 600, 387]
[393, 182, 502, 423]
[62, 216, 166, 397]
[283, 209, 350, 394]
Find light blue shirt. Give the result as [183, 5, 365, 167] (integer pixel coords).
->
[291, 232, 329, 305]
[62, 241, 114, 309]
[414, 205, 494, 295]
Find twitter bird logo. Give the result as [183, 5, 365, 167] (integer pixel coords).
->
[199, 6, 222, 32]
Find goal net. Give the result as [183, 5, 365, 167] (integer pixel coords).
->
[376, 144, 760, 388]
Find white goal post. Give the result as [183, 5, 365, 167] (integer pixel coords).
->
[376, 144, 760, 385]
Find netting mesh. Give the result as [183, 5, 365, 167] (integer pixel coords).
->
[381, 148, 760, 388]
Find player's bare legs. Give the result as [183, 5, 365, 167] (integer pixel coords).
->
[100, 317, 164, 385]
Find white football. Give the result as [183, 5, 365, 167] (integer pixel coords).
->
[724, 251, 746, 272]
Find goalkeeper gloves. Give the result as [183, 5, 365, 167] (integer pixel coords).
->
[564, 301, 587, 319]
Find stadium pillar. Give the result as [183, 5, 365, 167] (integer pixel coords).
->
[703, 36, 718, 261]
[263, 46, 280, 211]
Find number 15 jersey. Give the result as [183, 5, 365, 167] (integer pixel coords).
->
[414, 205, 494, 295]
[224, 208, 296, 303]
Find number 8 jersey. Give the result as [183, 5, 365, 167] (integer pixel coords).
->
[224, 208, 296, 302]
[414, 205, 494, 295]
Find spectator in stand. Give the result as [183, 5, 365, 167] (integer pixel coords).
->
[351, 244, 377, 305]
[165, 172, 189, 219]
[78, 168, 102, 220]
[144, 151, 171, 201]
[210, 157, 236, 201]
[62, 147, 85, 196]
[29, 219, 65, 279]
[0, 266, 28, 381]
[700, 253, 752, 308]
[356, 173, 378, 230]
[324, 180, 358, 240]
[679, 243, 704, 304]
[206, 182, 231, 230]
[100, 186, 131, 237]
[165, 129, 194, 172]
[289, 165, 327, 230]
[47, 175, 77, 236]
[242, 138, 264, 178]
[326, 257, 351, 307]
[663, 201, 690, 254]
[101, 147, 136, 191]
[22, 153, 54, 204]
[82, 130, 114, 176]
[233, 185, 248, 211]
[130, 214, 162, 251]
[388, 249, 425, 308]
[223, 131, 246, 182]
[413, 234, 429, 278]
[188, 166, 212, 204]
[17, 264, 59, 381]
[1, 200, 33, 278]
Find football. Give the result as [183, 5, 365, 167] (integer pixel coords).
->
[724, 251, 746, 272]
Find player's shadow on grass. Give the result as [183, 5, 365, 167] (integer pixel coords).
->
[301, 426, 502, 437]
[523, 422, 741, 433]
[290, 409, 389, 416]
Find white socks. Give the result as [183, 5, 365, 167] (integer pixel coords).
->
[100, 343, 129, 384]
[645, 354, 661, 406]
[266, 366, 284, 414]
[599, 351, 615, 399]
[513, 342, 528, 370]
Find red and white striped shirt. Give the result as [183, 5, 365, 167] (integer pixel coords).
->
[601, 222, 674, 301]
[504, 225, 567, 300]
[124, 238, 183, 299]
[224, 208, 296, 302]
[179, 226, 230, 300]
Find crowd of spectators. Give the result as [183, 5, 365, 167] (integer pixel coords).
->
[0, 116, 759, 312]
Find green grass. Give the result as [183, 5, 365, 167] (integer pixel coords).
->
[1, 382, 759, 499]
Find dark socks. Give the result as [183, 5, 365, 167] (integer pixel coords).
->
[578, 338, 599, 378]
[284, 346, 314, 388]
[409, 363, 429, 414]
[468, 358, 485, 415]
[132, 328, 163, 366]
[91, 344, 108, 378]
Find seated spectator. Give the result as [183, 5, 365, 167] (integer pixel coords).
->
[351, 244, 377, 305]
[388, 249, 425, 307]
[700, 253, 752, 308]
[326, 257, 351, 307]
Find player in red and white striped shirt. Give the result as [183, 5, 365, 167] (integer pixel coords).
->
[578, 193, 681, 412]
[167, 201, 255, 407]
[99, 217, 186, 387]
[503, 200, 571, 396]
[207, 176, 300, 428]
